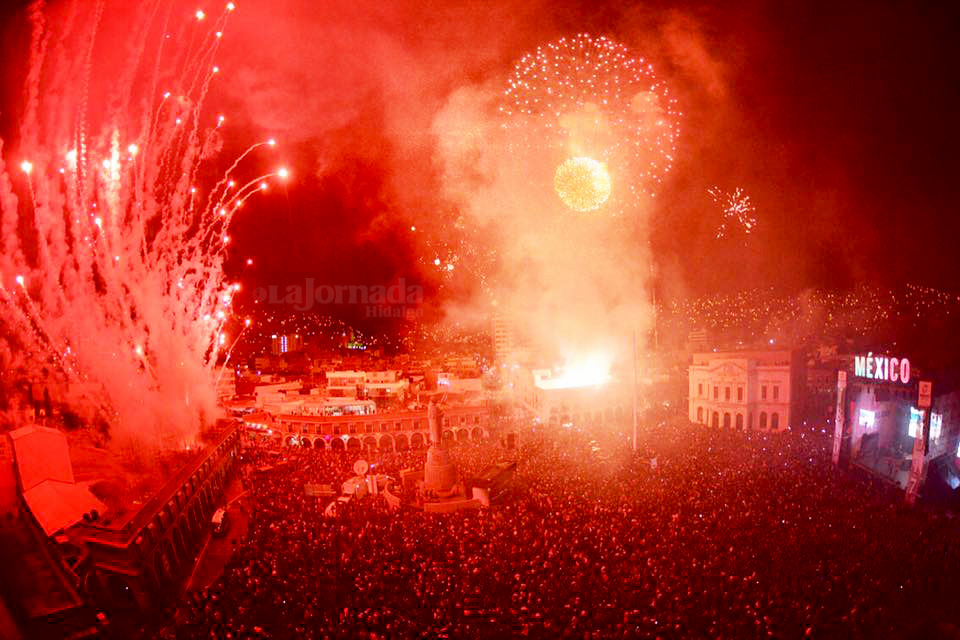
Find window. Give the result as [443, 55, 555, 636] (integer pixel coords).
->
[771, 413, 780, 429]
[760, 412, 767, 429]
[698, 383, 703, 397]
[713, 386, 719, 400]
[761, 386, 767, 400]
[737, 387, 744, 402]
[773, 386, 780, 401]
[736, 414, 744, 430]
[697, 406, 703, 422]
[725, 387, 731, 401]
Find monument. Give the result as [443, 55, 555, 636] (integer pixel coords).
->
[423, 401, 457, 495]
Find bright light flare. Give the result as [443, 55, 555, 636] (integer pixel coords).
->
[553, 157, 611, 212]
[20, 161, 33, 175]
[536, 357, 612, 390]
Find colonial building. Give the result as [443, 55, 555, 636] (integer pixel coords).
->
[688, 350, 799, 432]
[0, 423, 242, 637]
[67, 425, 242, 610]
[244, 405, 490, 452]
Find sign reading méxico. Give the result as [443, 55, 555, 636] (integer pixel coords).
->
[854, 354, 911, 384]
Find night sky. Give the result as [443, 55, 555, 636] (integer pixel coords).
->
[2, 0, 959, 326]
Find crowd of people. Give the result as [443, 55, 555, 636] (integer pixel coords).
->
[159, 420, 960, 639]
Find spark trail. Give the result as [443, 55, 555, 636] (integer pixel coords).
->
[0, 1, 286, 448]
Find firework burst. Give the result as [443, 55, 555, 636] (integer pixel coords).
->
[708, 186, 756, 239]
[0, 2, 286, 446]
[501, 33, 680, 214]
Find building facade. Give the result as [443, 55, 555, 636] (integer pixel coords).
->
[688, 350, 797, 432]
[244, 405, 491, 452]
[510, 367, 630, 427]
[271, 334, 303, 355]
[65, 425, 242, 610]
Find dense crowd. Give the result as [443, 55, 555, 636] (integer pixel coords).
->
[661, 283, 960, 352]
[163, 422, 960, 639]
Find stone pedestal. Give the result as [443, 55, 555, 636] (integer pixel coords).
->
[423, 445, 457, 494]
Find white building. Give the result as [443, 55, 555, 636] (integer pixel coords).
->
[688, 351, 797, 432]
[271, 333, 303, 355]
[437, 372, 482, 394]
[491, 311, 514, 365]
[325, 371, 365, 398]
[324, 370, 408, 402]
[300, 396, 376, 417]
[254, 381, 302, 408]
[364, 371, 408, 401]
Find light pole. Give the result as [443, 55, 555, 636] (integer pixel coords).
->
[632, 330, 638, 453]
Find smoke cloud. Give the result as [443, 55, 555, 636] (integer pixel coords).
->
[217, 1, 733, 370]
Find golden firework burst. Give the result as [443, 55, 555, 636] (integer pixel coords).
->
[553, 157, 611, 212]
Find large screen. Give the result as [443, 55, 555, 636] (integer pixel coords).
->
[908, 408, 943, 441]
[908, 408, 923, 438]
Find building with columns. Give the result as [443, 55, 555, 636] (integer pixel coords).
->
[688, 350, 799, 432]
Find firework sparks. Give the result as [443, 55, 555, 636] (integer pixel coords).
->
[708, 187, 757, 239]
[501, 33, 680, 214]
[418, 214, 498, 297]
[0, 2, 286, 446]
[553, 157, 611, 212]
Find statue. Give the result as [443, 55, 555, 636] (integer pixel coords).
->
[423, 399, 456, 494]
[428, 400, 443, 447]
